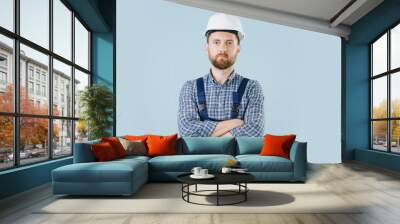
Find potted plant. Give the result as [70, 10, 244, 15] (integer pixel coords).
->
[79, 84, 113, 140]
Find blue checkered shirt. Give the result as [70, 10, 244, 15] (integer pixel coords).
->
[178, 72, 264, 137]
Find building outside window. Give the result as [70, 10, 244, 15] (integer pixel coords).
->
[42, 85, 46, 97]
[35, 70, 40, 81]
[0, 71, 6, 84]
[28, 81, 34, 94]
[54, 88, 58, 103]
[41, 73, 46, 82]
[0, 55, 6, 67]
[0, 54, 7, 90]
[29, 66, 34, 80]
[36, 83, 40, 95]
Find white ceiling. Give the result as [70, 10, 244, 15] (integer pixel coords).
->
[165, 0, 384, 39]
[227, 0, 352, 22]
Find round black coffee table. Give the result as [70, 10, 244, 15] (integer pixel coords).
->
[177, 172, 255, 206]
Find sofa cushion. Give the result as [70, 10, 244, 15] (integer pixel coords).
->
[148, 154, 235, 172]
[147, 134, 178, 157]
[236, 155, 293, 172]
[178, 137, 235, 155]
[124, 135, 149, 141]
[52, 158, 148, 183]
[91, 142, 118, 161]
[236, 137, 263, 155]
[101, 137, 127, 158]
[118, 138, 147, 156]
[260, 134, 296, 159]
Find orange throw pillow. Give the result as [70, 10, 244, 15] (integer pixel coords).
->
[259, 134, 296, 159]
[101, 137, 127, 158]
[124, 135, 149, 141]
[91, 142, 117, 161]
[146, 134, 178, 157]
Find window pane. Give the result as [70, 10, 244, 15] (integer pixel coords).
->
[0, 34, 14, 112]
[53, 119, 72, 157]
[372, 121, 388, 151]
[391, 72, 400, 118]
[20, 44, 49, 115]
[0, 116, 13, 170]
[74, 69, 89, 118]
[372, 33, 387, 76]
[75, 120, 88, 143]
[75, 17, 89, 70]
[391, 120, 400, 153]
[53, 59, 72, 117]
[20, 117, 49, 165]
[53, 0, 72, 60]
[20, 0, 49, 49]
[0, 0, 14, 31]
[372, 77, 387, 119]
[391, 24, 400, 70]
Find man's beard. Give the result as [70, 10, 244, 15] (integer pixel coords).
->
[209, 54, 236, 70]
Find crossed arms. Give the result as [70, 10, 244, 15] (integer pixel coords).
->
[177, 80, 264, 137]
[211, 119, 243, 137]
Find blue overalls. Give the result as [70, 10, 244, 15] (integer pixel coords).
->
[196, 77, 249, 122]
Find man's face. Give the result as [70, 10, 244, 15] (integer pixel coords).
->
[205, 31, 240, 70]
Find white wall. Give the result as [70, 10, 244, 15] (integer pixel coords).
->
[116, 0, 342, 163]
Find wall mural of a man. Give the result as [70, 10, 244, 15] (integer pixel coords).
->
[178, 13, 264, 137]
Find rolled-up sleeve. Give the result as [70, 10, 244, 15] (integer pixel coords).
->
[231, 80, 264, 137]
[178, 80, 217, 137]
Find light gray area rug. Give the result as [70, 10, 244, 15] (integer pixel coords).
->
[37, 183, 362, 214]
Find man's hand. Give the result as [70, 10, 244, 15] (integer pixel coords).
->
[221, 131, 233, 137]
[211, 119, 244, 137]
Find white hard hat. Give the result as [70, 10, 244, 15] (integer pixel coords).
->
[205, 13, 245, 40]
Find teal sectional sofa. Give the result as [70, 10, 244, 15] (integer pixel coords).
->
[52, 137, 307, 196]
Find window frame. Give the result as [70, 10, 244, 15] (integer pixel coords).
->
[0, 0, 92, 171]
[370, 20, 400, 154]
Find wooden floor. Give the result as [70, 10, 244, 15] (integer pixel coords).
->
[1, 162, 400, 224]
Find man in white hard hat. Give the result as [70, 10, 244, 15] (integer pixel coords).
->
[178, 13, 264, 137]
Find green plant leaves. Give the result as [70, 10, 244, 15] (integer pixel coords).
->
[79, 84, 113, 140]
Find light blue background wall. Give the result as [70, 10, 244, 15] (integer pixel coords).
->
[116, 0, 341, 163]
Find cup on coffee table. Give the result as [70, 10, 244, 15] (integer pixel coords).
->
[191, 167, 202, 176]
[199, 168, 208, 176]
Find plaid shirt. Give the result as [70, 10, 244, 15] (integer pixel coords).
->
[178, 72, 264, 137]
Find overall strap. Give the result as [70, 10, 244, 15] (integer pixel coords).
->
[231, 78, 249, 119]
[196, 77, 209, 121]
